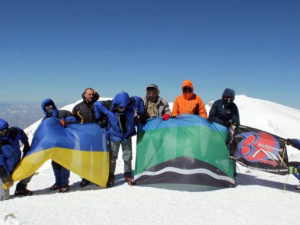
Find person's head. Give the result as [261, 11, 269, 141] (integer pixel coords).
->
[112, 92, 130, 113]
[41, 98, 58, 117]
[146, 84, 160, 101]
[0, 118, 9, 140]
[222, 88, 235, 107]
[83, 88, 95, 103]
[181, 80, 194, 99]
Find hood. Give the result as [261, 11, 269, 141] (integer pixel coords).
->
[181, 80, 194, 100]
[222, 88, 235, 100]
[146, 84, 160, 102]
[41, 98, 58, 117]
[112, 92, 130, 109]
[181, 80, 194, 91]
[0, 118, 9, 140]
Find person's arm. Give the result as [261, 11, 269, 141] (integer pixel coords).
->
[162, 99, 171, 116]
[208, 101, 221, 123]
[198, 97, 207, 119]
[287, 139, 300, 150]
[171, 98, 179, 117]
[231, 104, 240, 125]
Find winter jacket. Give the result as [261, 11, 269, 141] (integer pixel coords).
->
[208, 88, 240, 126]
[142, 96, 171, 118]
[171, 80, 207, 118]
[293, 139, 300, 150]
[94, 92, 145, 142]
[41, 98, 72, 120]
[0, 125, 29, 177]
[72, 100, 96, 124]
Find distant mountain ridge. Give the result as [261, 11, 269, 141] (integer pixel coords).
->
[0, 101, 68, 129]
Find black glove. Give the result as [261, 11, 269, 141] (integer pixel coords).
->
[139, 115, 147, 125]
[23, 142, 31, 156]
[286, 138, 296, 147]
[98, 116, 108, 128]
[222, 120, 231, 127]
[92, 91, 100, 104]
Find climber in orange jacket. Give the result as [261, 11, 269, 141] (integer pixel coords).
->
[171, 80, 207, 119]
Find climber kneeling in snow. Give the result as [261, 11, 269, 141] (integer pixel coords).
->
[0, 118, 32, 200]
[94, 92, 145, 187]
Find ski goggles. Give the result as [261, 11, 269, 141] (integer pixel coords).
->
[223, 97, 234, 103]
[0, 128, 8, 136]
[45, 105, 54, 111]
[183, 86, 192, 93]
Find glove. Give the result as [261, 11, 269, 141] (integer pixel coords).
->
[162, 114, 170, 121]
[59, 119, 67, 127]
[134, 116, 139, 124]
[140, 116, 147, 125]
[286, 138, 296, 147]
[3, 176, 14, 189]
[222, 120, 231, 127]
[98, 117, 108, 128]
[92, 91, 100, 103]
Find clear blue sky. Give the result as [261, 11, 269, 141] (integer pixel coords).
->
[1, 0, 299, 109]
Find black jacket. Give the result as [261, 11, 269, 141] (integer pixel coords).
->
[208, 99, 240, 125]
[72, 101, 96, 123]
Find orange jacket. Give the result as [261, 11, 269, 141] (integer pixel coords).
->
[171, 80, 207, 119]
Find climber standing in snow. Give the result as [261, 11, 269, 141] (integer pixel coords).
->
[41, 98, 72, 193]
[0, 118, 32, 200]
[94, 91, 145, 187]
[286, 138, 300, 192]
[141, 84, 171, 122]
[171, 80, 207, 118]
[208, 88, 240, 178]
[69, 87, 100, 188]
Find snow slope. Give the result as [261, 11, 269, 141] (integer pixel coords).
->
[1, 95, 300, 225]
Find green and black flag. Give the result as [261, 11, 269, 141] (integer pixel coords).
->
[134, 115, 235, 189]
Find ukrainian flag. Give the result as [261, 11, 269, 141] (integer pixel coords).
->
[12, 118, 109, 187]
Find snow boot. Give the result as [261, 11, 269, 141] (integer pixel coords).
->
[50, 183, 61, 191]
[79, 178, 90, 187]
[15, 183, 33, 196]
[14, 188, 33, 196]
[59, 184, 70, 193]
[106, 174, 115, 188]
[124, 172, 136, 186]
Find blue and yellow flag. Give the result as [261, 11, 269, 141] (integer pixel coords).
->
[12, 118, 109, 187]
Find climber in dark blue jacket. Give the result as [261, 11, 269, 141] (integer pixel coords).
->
[0, 118, 31, 200]
[41, 98, 72, 193]
[94, 92, 145, 187]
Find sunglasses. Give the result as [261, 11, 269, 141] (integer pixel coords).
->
[223, 97, 234, 103]
[45, 105, 54, 111]
[0, 128, 8, 136]
[147, 87, 157, 92]
[183, 87, 192, 93]
[117, 106, 126, 112]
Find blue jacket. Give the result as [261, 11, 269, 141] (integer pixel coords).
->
[0, 119, 29, 176]
[41, 98, 72, 120]
[94, 92, 145, 142]
[293, 139, 300, 150]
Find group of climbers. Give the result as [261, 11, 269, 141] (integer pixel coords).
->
[10, 79, 298, 201]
